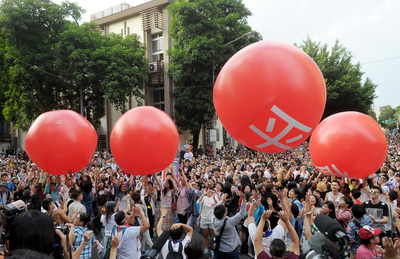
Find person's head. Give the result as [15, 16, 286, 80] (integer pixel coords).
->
[74, 213, 90, 227]
[351, 204, 366, 219]
[184, 241, 204, 259]
[321, 201, 336, 219]
[359, 226, 381, 246]
[71, 189, 83, 201]
[1, 172, 8, 181]
[214, 204, 227, 220]
[369, 186, 382, 199]
[131, 191, 141, 203]
[9, 210, 54, 255]
[243, 185, 251, 193]
[42, 198, 54, 212]
[288, 188, 301, 200]
[0, 181, 8, 192]
[351, 188, 361, 200]
[387, 189, 399, 202]
[309, 194, 321, 207]
[270, 238, 286, 259]
[120, 184, 127, 193]
[115, 211, 134, 226]
[331, 180, 340, 192]
[105, 201, 118, 223]
[163, 179, 174, 196]
[339, 196, 354, 209]
[170, 225, 184, 240]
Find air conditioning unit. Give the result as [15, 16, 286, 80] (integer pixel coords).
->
[148, 62, 158, 73]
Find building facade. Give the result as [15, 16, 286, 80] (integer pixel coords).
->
[91, 0, 225, 151]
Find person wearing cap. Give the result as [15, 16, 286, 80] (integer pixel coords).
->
[356, 226, 381, 259]
[0, 181, 13, 208]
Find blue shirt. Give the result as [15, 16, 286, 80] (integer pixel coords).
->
[346, 215, 373, 254]
[73, 226, 96, 259]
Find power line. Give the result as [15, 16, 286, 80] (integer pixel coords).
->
[361, 55, 400, 65]
[0, 49, 66, 81]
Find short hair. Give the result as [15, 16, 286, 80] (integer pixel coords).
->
[351, 204, 365, 219]
[270, 238, 286, 258]
[170, 226, 184, 240]
[131, 192, 141, 202]
[351, 189, 361, 199]
[9, 210, 54, 255]
[184, 241, 204, 259]
[388, 190, 398, 202]
[342, 196, 354, 208]
[71, 189, 82, 200]
[114, 211, 126, 225]
[41, 198, 53, 211]
[370, 185, 382, 194]
[214, 204, 226, 220]
[291, 188, 301, 199]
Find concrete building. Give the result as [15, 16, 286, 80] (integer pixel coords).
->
[91, 0, 225, 151]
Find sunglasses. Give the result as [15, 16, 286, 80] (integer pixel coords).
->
[369, 190, 379, 194]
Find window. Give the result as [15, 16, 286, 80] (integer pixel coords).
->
[153, 85, 165, 111]
[151, 33, 163, 62]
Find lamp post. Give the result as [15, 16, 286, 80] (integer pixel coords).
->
[41, 0, 83, 116]
[211, 31, 254, 158]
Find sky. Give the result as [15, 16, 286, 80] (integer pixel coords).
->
[56, 0, 400, 111]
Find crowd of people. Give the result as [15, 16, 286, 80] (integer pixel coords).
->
[0, 131, 400, 259]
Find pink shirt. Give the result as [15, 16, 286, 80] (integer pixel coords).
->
[176, 185, 189, 214]
[356, 245, 380, 259]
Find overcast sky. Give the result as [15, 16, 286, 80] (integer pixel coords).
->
[62, 0, 400, 111]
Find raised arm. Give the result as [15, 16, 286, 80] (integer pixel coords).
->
[156, 206, 168, 236]
[254, 210, 272, 257]
[133, 204, 149, 234]
[280, 211, 299, 255]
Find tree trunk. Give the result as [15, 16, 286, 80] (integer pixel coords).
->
[192, 129, 200, 154]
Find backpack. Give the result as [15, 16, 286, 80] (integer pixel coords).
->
[165, 240, 183, 259]
[103, 226, 128, 259]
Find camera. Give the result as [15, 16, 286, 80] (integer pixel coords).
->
[54, 224, 69, 245]
[0, 200, 26, 242]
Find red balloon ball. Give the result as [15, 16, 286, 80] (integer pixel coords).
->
[25, 110, 98, 175]
[110, 106, 179, 175]
[309, 112, 387, 179]
[213, 41, 326, 153]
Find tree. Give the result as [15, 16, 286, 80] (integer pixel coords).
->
[168, 0, 262, 150]
[0, 0, 147, 130]
[378, 105, 397, 130]
[296, 37, 377, 119]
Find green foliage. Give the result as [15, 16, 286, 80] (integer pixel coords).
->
[168, 0, 262, 147]
[296, 37, 377, 119]
[0, 0, 147, 130]
[378, 105, 398, 130]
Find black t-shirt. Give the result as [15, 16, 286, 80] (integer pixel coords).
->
[362, 200, 388, 231]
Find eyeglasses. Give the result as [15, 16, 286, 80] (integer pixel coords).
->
[369, 190, 379, 194]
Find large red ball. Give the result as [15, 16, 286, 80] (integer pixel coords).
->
[213, 41, 326, 153]
[25, 110, 98, 175]
[309, 112, 387, 179]
[110, 106, 179, 175]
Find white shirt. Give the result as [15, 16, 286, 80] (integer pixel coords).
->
[161, 236, 191, 259]
[184, 152, 193, 161]
[248, 223, 285, 257]
[116, 226, 141, 259]
[100, 213, 116, 236]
